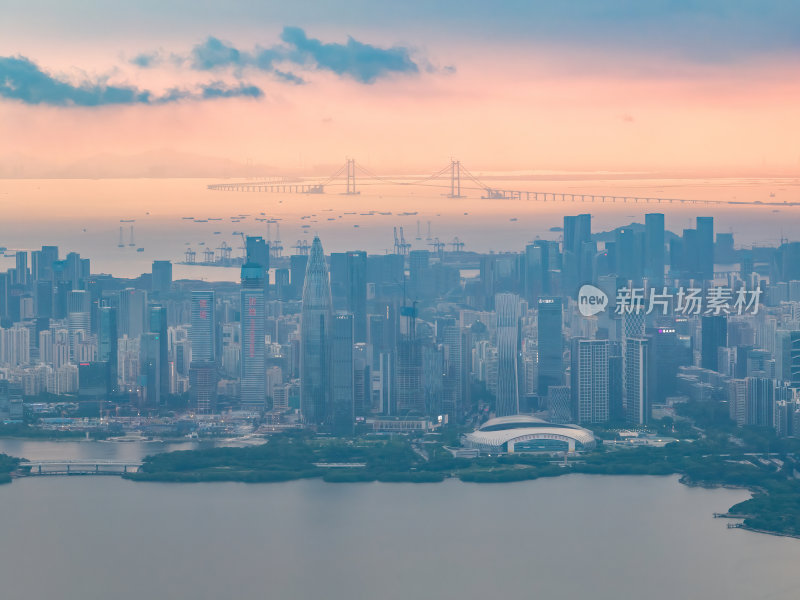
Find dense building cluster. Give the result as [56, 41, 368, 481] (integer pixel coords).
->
[2, 214, 800, 438]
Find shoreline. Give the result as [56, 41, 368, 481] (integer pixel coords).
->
[9, 460, 795, 542]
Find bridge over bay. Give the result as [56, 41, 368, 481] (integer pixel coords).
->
[209, 159, 795, 207]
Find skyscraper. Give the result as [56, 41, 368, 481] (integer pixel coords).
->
[442, 324, 468, 423]
[353, 342, 370, 417]
[696, 216, 714, 280]
[701, 315, 727, 371]
[728, 378, 747, 426]
[624, 338, 649, 425]
[331, 313, 354, 435]
[644, 213, 665, 284]
[149, 305, 169, 399]
[119, 288, 147, 339]
[495, 293, 521, 417]
[572, 339, 609, 424]
[67, 290, 89, 363]
[395, 303, 424, 414]
[329, 252, 348, 310]
[190, 291, 217, 413]
[139, 332, 160, 407]
[547, 386, 572, 424]
[246, 235, 270, 297]
[346, 251, 367, 343]
[190, 291, 215, 362]
[523, 242, 547, 303]
[746, 377, 774, 427]
[563, 214, 591, 290]
[301, 237, 332, 425]
[151, 260, 172, 296]
[14, 251, 28, 286]
[290, 254, 309, 300]
[409, 250, 431, 300]
[35, 281, 52, 319]
[35, 245, 59, 282]
[776, 330, 800, 387]
[98, 305, 118, 394]
[537, 297, 563, 396]
[240, 263, 266, 409]
[648, 326, 681, 402]
[616, 228, 641, 282]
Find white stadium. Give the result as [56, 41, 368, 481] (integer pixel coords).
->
[464, 415, 596, 454]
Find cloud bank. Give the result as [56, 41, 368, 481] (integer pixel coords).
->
[0, 55, 262, 106]
[0, 27, 427, 108]
[182, 27, 421, 83]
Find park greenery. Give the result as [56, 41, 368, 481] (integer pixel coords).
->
[0, 453, 20, 484]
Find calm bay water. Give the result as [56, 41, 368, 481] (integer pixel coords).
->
[0, 176, 798, 279]
[1, 441, 800, 599]
[0, 438, 205, 462]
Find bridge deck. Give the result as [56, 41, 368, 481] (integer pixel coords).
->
[20, 461, 143, 476]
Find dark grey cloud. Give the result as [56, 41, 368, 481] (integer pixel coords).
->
[183, 27, 421, 83]
[190, 37, 243, 70]
[0, 55, 262, 106]
[280, 26, 418, 83]
[200, 81, 263, 99]
[273, 70, 305, 85]
[130, 52, 161, 68]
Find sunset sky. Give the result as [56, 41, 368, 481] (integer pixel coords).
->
[1, 1, 799, 177]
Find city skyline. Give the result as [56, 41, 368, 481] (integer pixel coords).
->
[4, 4, 800, 599]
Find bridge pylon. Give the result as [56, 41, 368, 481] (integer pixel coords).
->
[345, 158, 359, 195]
[448, 160, 463, 198]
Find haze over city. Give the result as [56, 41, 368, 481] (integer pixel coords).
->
[2, 3, 800, 600]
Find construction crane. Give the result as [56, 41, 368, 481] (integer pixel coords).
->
[399, 226, 411, 255]
[202, 247, 215, 263]
[428, 237, 445, 257]
[238, 232, 247, 260]
[216, 241, 232, 262]
[184, 248, 196, 263]
[450, 237, 464, 252]
[294, 239, 310, 255]
[270, 223, 283, 258]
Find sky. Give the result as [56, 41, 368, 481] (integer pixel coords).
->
[0, 1, 799, 177]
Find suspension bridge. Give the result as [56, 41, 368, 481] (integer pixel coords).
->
[208, 159, 793, 207]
